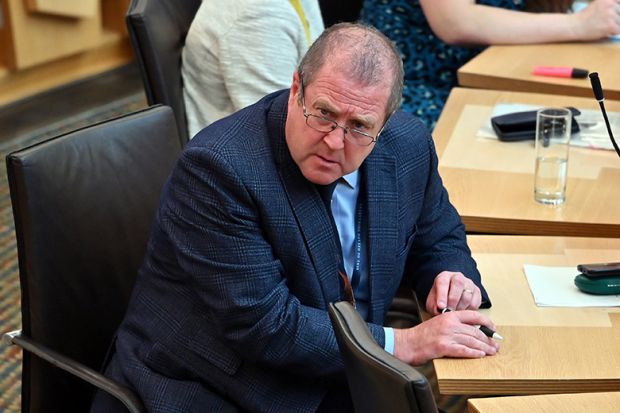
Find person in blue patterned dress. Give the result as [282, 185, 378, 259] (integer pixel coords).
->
[362, 0, 620, 129]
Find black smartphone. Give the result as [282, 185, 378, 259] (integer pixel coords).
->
[577, 262, 620, 278]
[491, 107, 581, 142]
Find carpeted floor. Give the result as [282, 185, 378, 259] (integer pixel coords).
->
[0, 92, 147, 412]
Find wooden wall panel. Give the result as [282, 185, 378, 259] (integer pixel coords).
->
[23, 0, 98, 18]
[0, 0, 17, 69]
[6, 0, 104, 69]
[101, 0, 130, 35]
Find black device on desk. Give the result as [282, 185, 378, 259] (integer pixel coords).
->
[491, 107, 581, 142]
[574, 262, 620, 295]
[578, 262, 620, 277]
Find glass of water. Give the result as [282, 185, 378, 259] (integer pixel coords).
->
[534, 108, 571, 205]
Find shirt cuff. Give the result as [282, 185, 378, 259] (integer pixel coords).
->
[383, 327, 395, 355]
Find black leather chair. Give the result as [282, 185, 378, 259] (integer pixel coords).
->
[2, 105, 182, 412]
[126, 0, 201, 144]
[319, 0, 364, 27]
[328, 301, 439, 413]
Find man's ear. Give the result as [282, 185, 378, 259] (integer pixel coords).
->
[289, 71, 301, 105]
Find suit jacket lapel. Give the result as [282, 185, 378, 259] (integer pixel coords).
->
[363, 147, 398, 323]
[268, 93, 341, 306]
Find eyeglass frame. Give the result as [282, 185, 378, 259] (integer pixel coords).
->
[298, 74, 391, 147]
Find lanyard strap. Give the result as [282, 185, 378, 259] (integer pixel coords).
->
[289, 0, 312, 45]
[351, 194, 363, 289]
[338, 193, 364, 307]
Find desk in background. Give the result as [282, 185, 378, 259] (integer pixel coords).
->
[432, 235, 620, 396]
[457, 42, 620, 100]
[433, 87, 620, 237]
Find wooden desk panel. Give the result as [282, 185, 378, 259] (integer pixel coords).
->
[432, 235, 620, 396]
[468, 392, 620, 413]
[457, 43, 620, 100]
[434, 88, 620, 237]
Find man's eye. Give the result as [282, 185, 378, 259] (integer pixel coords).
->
[319, 108, 332, 117]
[353, 121, 368, 131]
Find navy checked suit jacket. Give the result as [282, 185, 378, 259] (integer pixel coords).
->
[99, 90, 488, 412]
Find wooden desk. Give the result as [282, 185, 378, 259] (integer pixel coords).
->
[468, 392, 620, 413]
[433, 87, 620, 237]
[432, 235, 620, 396]
[457, 42, 620, 100]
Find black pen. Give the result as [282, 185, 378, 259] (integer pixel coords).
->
[441, 308, 504, 341]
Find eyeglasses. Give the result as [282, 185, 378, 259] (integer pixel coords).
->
[300, 78, 388, 147]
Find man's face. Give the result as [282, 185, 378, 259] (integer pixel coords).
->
[285, 63, 391, 185]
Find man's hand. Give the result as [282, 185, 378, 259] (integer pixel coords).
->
[393, 310, 499, 366]
[425, 271, 482, 315]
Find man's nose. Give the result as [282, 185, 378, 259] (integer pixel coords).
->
[323, 126, 346, 150]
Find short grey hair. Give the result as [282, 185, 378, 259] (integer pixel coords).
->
[297, 22, 404, 118]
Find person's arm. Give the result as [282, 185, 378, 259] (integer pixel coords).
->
[219, 3, 319, 111]
[402, 131, 487, 308]
[419, 0, 620, 45]
[386, 125, 498, 365]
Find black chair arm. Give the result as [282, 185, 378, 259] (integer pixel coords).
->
[3, 330, 145, 413]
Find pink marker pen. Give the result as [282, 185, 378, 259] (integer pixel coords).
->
[532, 66, 589, 79]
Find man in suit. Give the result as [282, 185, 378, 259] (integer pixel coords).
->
[92, 23, 499, 412]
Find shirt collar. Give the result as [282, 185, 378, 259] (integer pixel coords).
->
[340, 170, 359, 189]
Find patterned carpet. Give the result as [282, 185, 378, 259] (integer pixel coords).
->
[0, 93, 146, 412]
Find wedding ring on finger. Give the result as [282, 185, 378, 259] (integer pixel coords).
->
[463, 289, 474, 295]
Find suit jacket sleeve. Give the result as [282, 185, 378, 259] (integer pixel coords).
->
[159, 145, 384, 379]
[404, 133, 490, 306]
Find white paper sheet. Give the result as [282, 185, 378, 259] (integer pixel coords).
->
[523, 264, 620, 307]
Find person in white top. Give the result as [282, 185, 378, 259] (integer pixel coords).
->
[182, 0, 324, 138]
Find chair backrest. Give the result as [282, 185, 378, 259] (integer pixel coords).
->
[126, 0, 201, 144]
[7, 105, 181, 412]
[318, 0, 363, 27]
[328, 301, 439, 413]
